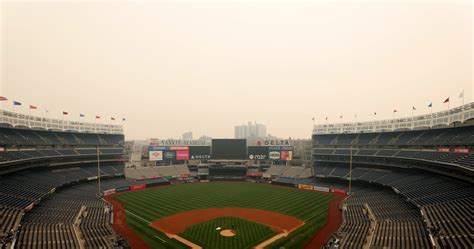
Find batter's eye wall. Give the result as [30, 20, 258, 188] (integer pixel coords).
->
[211, 139, 247, 159]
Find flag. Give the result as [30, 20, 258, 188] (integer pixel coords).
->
[412, 106, 416, 110]
[0, 96, 7, 101]
[325, 117, 328, 120]
[95, 115, 100, 119]
[13, 101, 21, 106]
[312, 117, 315, 121]
[393, 109, 397, 113]
[459, 91, 464, 98]
[339, 115, 343, 119]
[374, 112, 377, 115]
[122, 118, 126, 121]
[80, 114, 85, 117]
[428, 102, 432, 108]
[443, 97, 449, 103]
[29, 104, 37, 110]
[111, 117, 115, 120]
[63, 111, 68, 115]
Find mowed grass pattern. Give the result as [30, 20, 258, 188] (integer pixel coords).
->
[115, 182, 333, 248]
[180, 217, 276, 249]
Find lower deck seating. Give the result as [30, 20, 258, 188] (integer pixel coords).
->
[15, 178, 128, 249]
[311, 165, 473, 249]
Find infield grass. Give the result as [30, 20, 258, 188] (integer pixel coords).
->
[180, 216, 276, 249]
[114, 182, 333, 248]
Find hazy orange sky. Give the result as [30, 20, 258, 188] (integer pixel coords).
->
[1, 0, 472, 140]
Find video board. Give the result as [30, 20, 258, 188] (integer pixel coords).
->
[211, 139, 247, 159]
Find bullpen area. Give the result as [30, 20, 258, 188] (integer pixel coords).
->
[110, 182, 338, 249]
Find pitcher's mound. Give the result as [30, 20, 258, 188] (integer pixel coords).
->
[220, 229, 237, 237]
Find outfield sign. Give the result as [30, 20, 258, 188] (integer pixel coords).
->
[149, 151, 163, 161]
[313, 186, 330, 192]
[298, 184, 312, 190]
[269, 151, 280, 160]
[256, 140, 291, 146]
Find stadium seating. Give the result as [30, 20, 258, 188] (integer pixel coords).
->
[313, 124, 474, 248]
[0, 127, 124, 146]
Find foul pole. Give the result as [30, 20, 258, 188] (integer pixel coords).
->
[97, 146, 101, 195]
[349, 145, 353, 194]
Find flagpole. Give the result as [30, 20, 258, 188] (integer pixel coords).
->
[430, 105, 433, 129]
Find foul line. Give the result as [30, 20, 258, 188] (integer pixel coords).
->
[125, 210, 168, 243]
[125, 210, 152, 224]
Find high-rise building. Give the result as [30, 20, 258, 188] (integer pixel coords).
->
[182, 132, 193, 140]
[234, 122, 267, 139]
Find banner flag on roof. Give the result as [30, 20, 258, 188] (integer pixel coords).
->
[80, 114, 85, 117]
[13, 101, 21, 106]
[0, 96, 7, 101]
[111, 117, 115, 120]
[96, 115, 100, 119]
[29, 104, 37, 110]
[122, 118, 126, 121]
[412, 106, 416, 110]
[428, 102, 432, 108]
[62, 111, 68, 115]
[443, 97, 450, 103]
[393, 109, 397, 113]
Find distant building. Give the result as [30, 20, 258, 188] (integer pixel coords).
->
[182, 132, 193, 140]
[234, 122, 267, 139]
[198, 135, 212, 142]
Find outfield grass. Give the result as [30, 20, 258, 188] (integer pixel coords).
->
[115, 182, 333, 248]
[180, 217, 276, 249]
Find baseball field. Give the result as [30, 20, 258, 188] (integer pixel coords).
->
[111, 182, 337, 249]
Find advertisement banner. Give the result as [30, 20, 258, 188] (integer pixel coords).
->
[453, 148, 469, 154]
[246, 172, 263, 177]
[116, 186, 130, 192]
[149, 151, 163, 161]
[269, 151, 280, 160]
[176, 150, 190, 160]
[103, 189, 116, 196]
[298, 184, 312, 190]
[269, 146, 294, 151]
[148, 146, 168, 151]
[87, 176, 98, 181]
[130, 184, 146, 191]
[169, 146, 189, 151]
[330, 188, 347, 195]
[163, 151, 176, 160]
[437, 148, 450, 153]
[262, 173, 271, 178]
[313, 186, 330, 192]
[280, 151, 293, 161]
[189, 146, 211, 160]
[248, 146, 269, 160]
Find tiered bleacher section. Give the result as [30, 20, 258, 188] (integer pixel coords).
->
[15, 178, 133, 249]
[312, 124, 474, 249]
[0, 125, 126, 248]
[125, 165, 192, 181]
